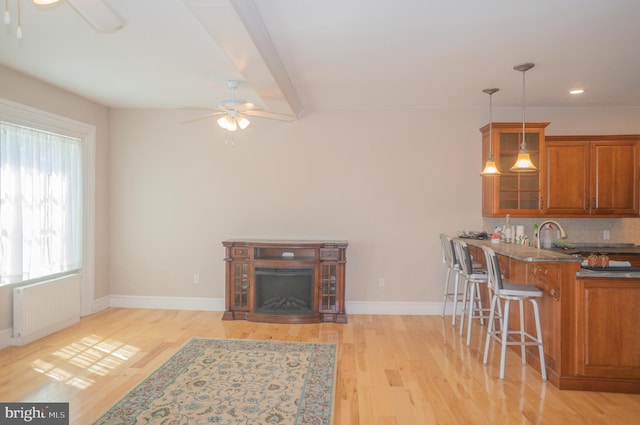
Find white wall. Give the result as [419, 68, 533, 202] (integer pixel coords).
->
[109, 107, 487, 305]
[108, 106, 640, 309]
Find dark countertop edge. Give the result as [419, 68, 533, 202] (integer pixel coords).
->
[545, 247, 640, 255]
[576, 270, 640, 278]
[462, 239, 640, 278]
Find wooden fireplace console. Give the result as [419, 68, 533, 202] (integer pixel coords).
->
[222, 239, 348, 324]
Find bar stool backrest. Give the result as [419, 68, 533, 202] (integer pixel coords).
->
[439, 234, 457, 269]
[482, 246, 504, 292]
[452, 239, 473, 276]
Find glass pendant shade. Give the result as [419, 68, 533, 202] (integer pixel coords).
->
[481, 157, 500, 175]
[481, 88, 501, 175]
[510, 63, 537, 172]
[510, 149, 537, 172]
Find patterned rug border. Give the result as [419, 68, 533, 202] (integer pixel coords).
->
[93, 337, 338, 425]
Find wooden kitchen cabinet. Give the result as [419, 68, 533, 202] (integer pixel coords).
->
[481, 122, 550, 217]
[574, 277, 640, 382]
[544, 140, 590, 215]
[545, 136, 640, 217]
[591, 139, 639, 215]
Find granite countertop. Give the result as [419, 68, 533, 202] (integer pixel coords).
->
[461, 238, 640, 279]
[462, 239, 582, 262]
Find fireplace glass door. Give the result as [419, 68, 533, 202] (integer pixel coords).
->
[254, 267, 314, 316]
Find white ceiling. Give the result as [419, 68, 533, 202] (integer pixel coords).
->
[1, 0, 640, 119]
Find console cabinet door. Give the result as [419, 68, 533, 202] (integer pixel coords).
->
[229, 262, 250, 312]
[319, 262, 338, 314]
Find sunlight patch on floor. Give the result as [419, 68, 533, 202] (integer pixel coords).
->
[30, 334, 140, 389]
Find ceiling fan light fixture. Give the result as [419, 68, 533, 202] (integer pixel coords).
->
[237, 116, 250, 130]
[217, 115, 238, 132]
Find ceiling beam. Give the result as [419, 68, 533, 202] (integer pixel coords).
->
[228, 0, 304, 118]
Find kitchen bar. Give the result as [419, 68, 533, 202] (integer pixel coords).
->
[462, 239, 640, 393]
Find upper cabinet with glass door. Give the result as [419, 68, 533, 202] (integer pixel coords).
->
[481, 122, 550, 217]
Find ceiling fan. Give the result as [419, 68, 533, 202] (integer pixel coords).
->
[185, 80, 295, 132]
[34, 0, 123, 32]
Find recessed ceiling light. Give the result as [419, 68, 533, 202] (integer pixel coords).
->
[569, 88, 585, 95]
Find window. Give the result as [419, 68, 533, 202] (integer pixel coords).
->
[1, 118, 83, 284]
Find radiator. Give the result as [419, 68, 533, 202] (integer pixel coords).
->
[12, 274, 81, 345]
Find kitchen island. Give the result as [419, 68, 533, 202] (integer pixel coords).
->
[463, 239, 640, 393]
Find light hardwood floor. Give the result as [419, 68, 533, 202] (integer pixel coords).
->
[1, 308, 639, 424]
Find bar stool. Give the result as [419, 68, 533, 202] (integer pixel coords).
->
[439, 234, 462, 325]
[452, 238, 490, 346]
[481, 245, 547, 381]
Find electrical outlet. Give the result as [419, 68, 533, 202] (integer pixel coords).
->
[603, 230, 610, 240]
[378, 278, 385, 288]
[193, 274, 200, 284]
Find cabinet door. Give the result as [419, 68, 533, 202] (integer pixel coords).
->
[574, 278, 640, 379]
[481, 122, 549, 217]
[528, 263, 563, 374]
[591, 141, 639, 216]
[229, 262, 250, 311]
[544, 141, 590, 215]
[319, 262, 338, 313]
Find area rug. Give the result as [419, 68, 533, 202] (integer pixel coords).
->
[93, 338, 337, 425]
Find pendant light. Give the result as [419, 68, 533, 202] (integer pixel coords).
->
[510, 63, 537, 172]
[481, 88, 500, 175]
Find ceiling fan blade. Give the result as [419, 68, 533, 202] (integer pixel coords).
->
[183, 111, 226, 124]
[235, 102, 261, 112]
[66, 0, 124, 31]
[244, 110, 295, 122]
[181, 106, 220, 112]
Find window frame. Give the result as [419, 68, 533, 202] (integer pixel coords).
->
[0, 98, 96, 316]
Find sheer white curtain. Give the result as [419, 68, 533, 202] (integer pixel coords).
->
[0, 122, 83, 284]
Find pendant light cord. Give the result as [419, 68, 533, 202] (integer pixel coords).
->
[521, 69, 526, 150]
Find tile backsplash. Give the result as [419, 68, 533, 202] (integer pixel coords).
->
[482, 217, 640, 245]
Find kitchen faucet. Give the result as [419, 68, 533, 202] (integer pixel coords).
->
[536, 220, 568, 249]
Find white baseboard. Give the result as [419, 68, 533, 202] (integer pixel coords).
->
[92, 295, 111, 314]
[346, 301, 444, 315]
[0, 328, 12, 350]
[109, 295, 225, 311]
[106, 296, 449, 316]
